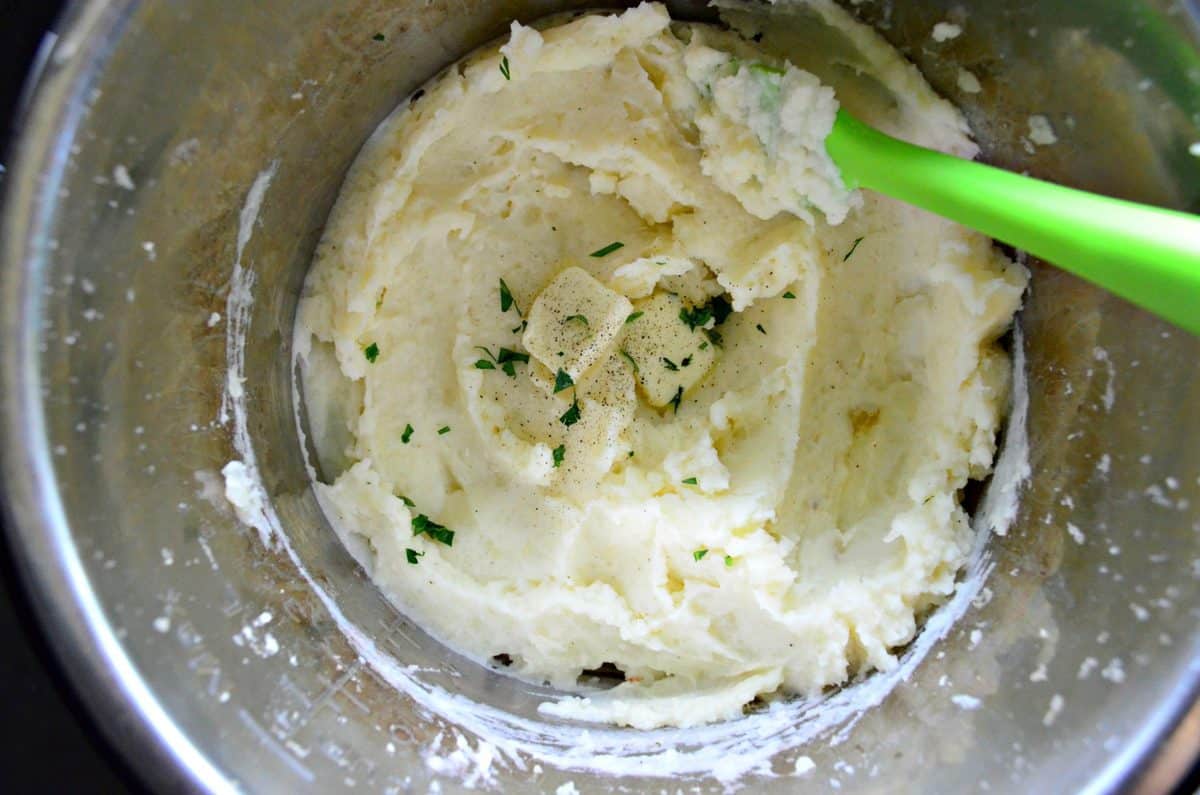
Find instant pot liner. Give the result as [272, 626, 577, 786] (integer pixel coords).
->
[3, 0, 1199, 793]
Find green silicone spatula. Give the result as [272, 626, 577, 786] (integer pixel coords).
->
[825, 110, 1200, 336]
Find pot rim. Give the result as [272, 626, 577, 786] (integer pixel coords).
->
[0, 1, 235, 792]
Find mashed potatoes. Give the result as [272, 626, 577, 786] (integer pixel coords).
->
[296, 1, 1027, 728]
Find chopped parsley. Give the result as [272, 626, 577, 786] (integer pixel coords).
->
[560, 396, 582, 427]
[496, 347, 530, 364]
[398, 495, 415, 507]
[553, 368, 574, 393]
[680, 355, 692, 368]
[499, 55, 511, 81]
[478, 345, 529, 378]
[668, 385, 683, 414]
[438, 426, 451, 435]
[401, 423, 414, 444]
[662, 357, 679, 372]
[682, 477, 698, 485]
[619, 348, 638, 373]
[499, 278, 520, 315]
[625, 311, 644, 324]
[710, 295, 734, 325]
[589, 241, 624, 258]
[724, 554, 735, 567]
[412, 514, 454, 546]
[373, 32, 386, 41]
[699, 341, 709, 351]
[843, 236, 864, 261]
[364, 342, 380, 363]
[552, 444, 566, 468]
[681, 295, 733, 332]
[628, 450, 635, 458]
[782, 291, 796, 299]
[679, 305, 712, 331]
[693, 548, 708, 561]
[405, 548, 424, 564]
[704, 328, 724, 348]
[563, 314, 589, 326]
[756, 324, 767, 335]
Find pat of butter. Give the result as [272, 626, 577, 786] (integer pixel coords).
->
[524, 267, 633, 380]
[621, 292, 715, 407]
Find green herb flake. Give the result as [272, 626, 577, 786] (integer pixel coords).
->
[475, 359, 496, 370]
[373, 32, 386, 41]
[553, 368, 574, 393]
[496, 347, 530, 364]
[669, 386, 684, 414]
[756, 323, 767, 335]
[625, 311, 644, 324]
[560, 397, 582, 427]
[681, 295, 734, 332]
[693, 548, 708, 561]
[563, 314, 589, 327]
[662, 357, 679, 372]
[589, 241, 624, 258]
[782, 291, 796, 299]
[628, 450, 635, 458]
[398, 495, 415, 507]
[682, 477, 698, 485]
[709, 295, 734, 325]
[843, 236, 864, 261]
[489, 346, 528, 378]
[405, 548, 424, 565]
[680, 355, 692, 368]
[412, 514, 454, 546]
[499, 55, 511, 81]
[364, 342, 380, 363]
[679, 305, 712, 331]
[438, 426, 451, 435]
[724, 554, 735, 567]
[619, 348, 639, 373]
[699, 341, 709, 351]
[704, 329, 724, 348]
[499, 278, 517, 314]
[552, 444, 566, 468]
[401, 423, 414, 444]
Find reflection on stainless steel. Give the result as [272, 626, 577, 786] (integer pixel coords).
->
[2, 0, 1199, 793]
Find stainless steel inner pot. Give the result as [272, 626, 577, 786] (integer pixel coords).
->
[3, 0, 1200, 792]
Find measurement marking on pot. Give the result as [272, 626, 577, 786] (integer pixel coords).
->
[237, 708, 316, 782]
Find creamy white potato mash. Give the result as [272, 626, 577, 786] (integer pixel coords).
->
[296, 1, 1027, 729]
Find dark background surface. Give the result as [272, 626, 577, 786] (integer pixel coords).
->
[1, 0, 142, 792]
[1, 2, 1199, 794]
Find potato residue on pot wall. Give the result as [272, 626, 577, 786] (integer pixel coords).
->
[294, 2, 1027, 728]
